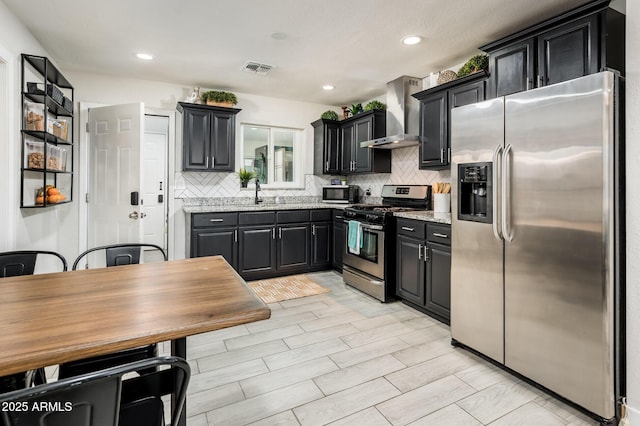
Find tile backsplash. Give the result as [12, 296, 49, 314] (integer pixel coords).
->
[175, 145, 449, 201]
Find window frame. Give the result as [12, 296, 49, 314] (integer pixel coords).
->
[239, 123, 304, 189]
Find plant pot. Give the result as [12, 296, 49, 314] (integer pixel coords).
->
[206, 100, 234, 108]
[240, 181, 248, 188]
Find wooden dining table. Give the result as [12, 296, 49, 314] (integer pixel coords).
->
[0, 255, 271, 425]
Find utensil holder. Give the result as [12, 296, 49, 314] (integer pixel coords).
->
[434, 193, 450, 213]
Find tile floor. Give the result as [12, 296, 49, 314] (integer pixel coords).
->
[49, 270, 600, 425]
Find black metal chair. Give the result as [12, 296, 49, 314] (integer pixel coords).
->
[0, 250, 67, 393]
[0, 250, 67, 277]
[0, 356, 190, 426]
[71, 243, 167, 270]
[59, 243, 167, 380]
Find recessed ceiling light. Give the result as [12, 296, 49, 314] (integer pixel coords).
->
[322, 85, 335, 91]
[402, 36, 422, 46]
[136, 53, 153, 60]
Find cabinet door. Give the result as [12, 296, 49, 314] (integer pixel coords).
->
[191, 227, 237, 269]
[325, 123, 341, 174]
[332, 219, 345, 270]
[353, 116, 373, 173]
[210, 112, 235, 171]
[419, 91, 447, 170]
[396, 234, 425, 306]
[311, 222, 331, 267]
[340, 123, 354, 174]
[426, 242, 451, 322]
[183, 108, 211, 170]
[537, 15, 598, 87]
[487, 38, 535, 98]
[277, 224, 310, 272]
[449, 80, 485, 109]
[238, 226, 276, 275]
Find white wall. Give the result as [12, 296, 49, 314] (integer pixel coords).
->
[0, 1, 78, 266]
[625, 1, 640, 421]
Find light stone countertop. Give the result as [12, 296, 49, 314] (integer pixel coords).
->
[183, 203, 349, 214]
[394, 210, 451, 225]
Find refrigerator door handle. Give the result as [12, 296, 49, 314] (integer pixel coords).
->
[502, 144, 514, 242]
[492, 145, 504, 241]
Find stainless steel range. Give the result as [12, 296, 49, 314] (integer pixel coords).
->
[342, 184, 431, 302]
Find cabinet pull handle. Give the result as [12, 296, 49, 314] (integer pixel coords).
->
[424, 246, 429, 261]
[326, 161, 329, 172]
[401, 226, 415, 232]
[279, 227, 282, 239]
[440, 149, 444, 163]
[335, 215, 344, 219]
[234, 229, 238, 243]
[312, 224, 316, 236]
[418, 244, 423, 260]
[526, 77, 532, 90]
[209, 218, 224, 222]
[433, 232, 449, 238]
[272, 228, 276, 239]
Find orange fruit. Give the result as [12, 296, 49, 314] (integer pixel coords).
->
[47, 187, 60, 196]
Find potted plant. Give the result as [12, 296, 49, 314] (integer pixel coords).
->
[201, 90, 238, 107]
[238, 168, 256, 188]
[348, 103, 363, 116]
[363, 100, 386, 111]
[320, 110, 339, 120]
[456, 54, 489, 78]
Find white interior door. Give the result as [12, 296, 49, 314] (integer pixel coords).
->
[88, 103, 144, 266]
[142, 115, 168, 251]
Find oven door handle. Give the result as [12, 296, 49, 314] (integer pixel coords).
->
[359, 223, 383, 231]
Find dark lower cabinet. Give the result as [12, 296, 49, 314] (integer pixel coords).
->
[395, 219, 451, 324]
[238, 226, 276, 276]
[311, 222, 331, 267]
[277, 224, 311, 272]
[190, 209, 335, 280]
[332, 211, 345, 271]
[191, 227, 237, 269]
[396, 234, 425, 306]
[425, 242, 451, 320]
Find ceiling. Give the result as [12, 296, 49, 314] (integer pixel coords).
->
[4, 0, 593, 106]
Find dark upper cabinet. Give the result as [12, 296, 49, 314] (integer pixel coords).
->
[312, 119, 341, 175]
[315, 110, 389, 175]
[311, 222, 331, 267]
[418, 91, 447, 170]
[487, 39, 535, 98]
[178, 102, 241, 172]
[537, 15, 598, 87]
[483, 2, 624, 99]
[413, 72, 487, 170]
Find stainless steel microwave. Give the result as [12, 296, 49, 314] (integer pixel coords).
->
[322, 185, 359, 204]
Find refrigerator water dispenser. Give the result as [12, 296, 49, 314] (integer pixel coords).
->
[458, 162, 492, 223]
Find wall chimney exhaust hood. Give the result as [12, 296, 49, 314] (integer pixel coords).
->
[361, 76, 422, 149]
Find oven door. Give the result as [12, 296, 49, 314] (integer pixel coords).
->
[343, 221, 385, 279]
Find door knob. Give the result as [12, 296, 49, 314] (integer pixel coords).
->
[129, 211, 139, 219]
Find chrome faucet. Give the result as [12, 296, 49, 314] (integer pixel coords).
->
[255, 178, 263, 204]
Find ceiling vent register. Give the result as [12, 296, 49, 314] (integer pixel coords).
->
[242, 61, 273, 76]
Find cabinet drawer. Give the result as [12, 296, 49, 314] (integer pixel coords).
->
[277, 210, 310, 224]
[192, 212, 238, 228]
[396, 219, 426, 239]
[310, 209, 331, 222]
[332, 210, 346, 222]
[239, 211, 276, 226]
[427, 224, 451, 245]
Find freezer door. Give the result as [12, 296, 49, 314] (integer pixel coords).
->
[504, 72, 615, 419]
[450, 98, 505, 363]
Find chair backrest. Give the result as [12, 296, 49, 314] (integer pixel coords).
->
[0, 250, 68, 277]
[0, 356, 190, 426]
[72, 243, 167, 270]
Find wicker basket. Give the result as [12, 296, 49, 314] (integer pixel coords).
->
[437, 70, 457, 85]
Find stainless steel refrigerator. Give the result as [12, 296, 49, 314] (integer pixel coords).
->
[450, 71, 623, 421]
